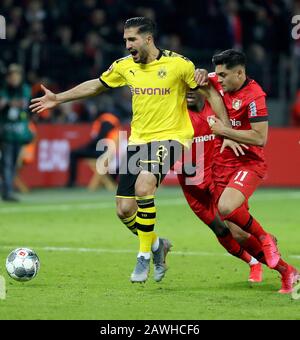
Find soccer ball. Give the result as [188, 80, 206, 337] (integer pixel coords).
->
[5, 248, 40, 282]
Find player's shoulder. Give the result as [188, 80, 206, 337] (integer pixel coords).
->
[115, 55, 132, 64]
[104, 55, 133, 74]
[110, 55, 133, 70]
[245, 78, 266, 98]
[162, 49, 194, 64]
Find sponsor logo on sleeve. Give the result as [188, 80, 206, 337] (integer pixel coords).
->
[249, 101, 257, 117]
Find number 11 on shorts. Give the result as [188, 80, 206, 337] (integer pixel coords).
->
[234, 170, 248, 182]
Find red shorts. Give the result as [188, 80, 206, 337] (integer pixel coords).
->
[212, 164, 266, 204]
[178, 174, 216, 225]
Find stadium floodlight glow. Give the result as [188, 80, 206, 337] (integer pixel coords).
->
[292, 15, 300, 40]
[0, 15, 6, 39]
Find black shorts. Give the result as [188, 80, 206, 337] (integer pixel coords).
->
[116, 140, 182, 197]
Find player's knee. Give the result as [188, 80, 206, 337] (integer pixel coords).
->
[116, 201, 136, 219]
[135, 187, 151, 198]
[135, 173, 156, 197]
[208, 216, 230, 237]
[218, 200, 234, 217]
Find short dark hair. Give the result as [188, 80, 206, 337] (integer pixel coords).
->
[124, 17, 157, 37]
[212, 49, 246, 69]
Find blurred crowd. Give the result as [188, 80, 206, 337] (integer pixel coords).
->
[0, 0, 300, 124]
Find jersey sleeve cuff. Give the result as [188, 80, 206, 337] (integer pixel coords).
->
[249, 116, 268, 123]
[99, 77, 112, 89]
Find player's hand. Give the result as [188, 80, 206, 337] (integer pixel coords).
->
[220, 138, 249, 157]
[208, 116, 225, 135]
[29, 85, 58, 113]
[195, 68, 208, 86]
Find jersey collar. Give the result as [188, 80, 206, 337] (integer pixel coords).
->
[156, 48, 163, 60]
[236, 77, 250, 92]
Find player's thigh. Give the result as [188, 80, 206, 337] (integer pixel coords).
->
[116, 170, 138, 218]
[218, 187, 246, 216]
[116, 145, 140, 199]
[227, 168, 263, 200]
[135, 170, 157, 197]
[116, 196, 137, 218]
[218, 168, 263, 215]
[139, 140, 183, 186]
[180, 180, 216, 225]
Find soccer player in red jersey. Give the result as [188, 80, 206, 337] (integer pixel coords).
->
[178, 91, 263, 283]
[195, 49, 299, 293]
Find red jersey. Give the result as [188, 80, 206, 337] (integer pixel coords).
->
[209, 73, 268, 171]
[179, 102, 215, 186]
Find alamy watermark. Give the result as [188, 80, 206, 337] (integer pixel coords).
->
[95, 131, 205, 186]
[292, 15, 300, 40]
[0, 15, 6, 39]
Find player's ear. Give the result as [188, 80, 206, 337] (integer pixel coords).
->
[237, 67, 244, 79]
[146, 34, 152, 44]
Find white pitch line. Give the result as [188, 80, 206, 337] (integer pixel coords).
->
[0, 202, 113, 214]
[0, 245, 220, 257]
[0, 198, 185, 214]
[0, 245, 299, 260]
[0, 191, 300, 214]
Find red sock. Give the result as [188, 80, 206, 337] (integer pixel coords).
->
[274, 259, 290, 275]
[220, 204, 268, 241]
[217, 234, 252, 264]
[241, 235, 267, 265]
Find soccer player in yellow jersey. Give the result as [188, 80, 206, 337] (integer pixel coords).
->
[30, 17, 230, 283]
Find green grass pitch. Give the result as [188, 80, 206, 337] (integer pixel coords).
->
[0, 187, 299, 320]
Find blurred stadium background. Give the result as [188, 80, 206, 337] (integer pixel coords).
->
[1, 0, 300, 121]
[1, 0, 300, 320]
[1, 0, 300, 114]
[1, 0, 300, 189]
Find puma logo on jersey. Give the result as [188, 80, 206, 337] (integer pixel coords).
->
[129, 70, 135, 76]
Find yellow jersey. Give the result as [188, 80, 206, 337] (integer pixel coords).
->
[100, 49, 198, 146]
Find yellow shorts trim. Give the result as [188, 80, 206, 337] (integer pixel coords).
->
[115, 195, 135, 199]
[135, 195, 155, 200]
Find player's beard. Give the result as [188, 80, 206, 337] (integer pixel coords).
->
[134, 48, 148, 64]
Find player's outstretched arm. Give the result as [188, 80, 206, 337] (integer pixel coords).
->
[30, 79, 107, 114]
